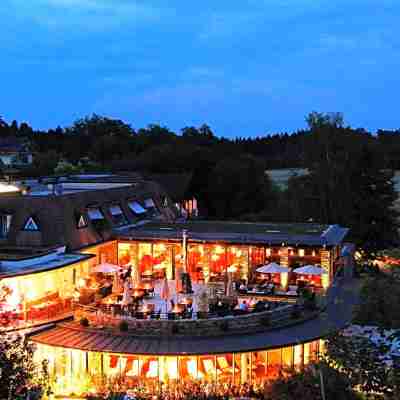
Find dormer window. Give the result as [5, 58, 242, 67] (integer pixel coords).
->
[128, 200, 146, 215]
[0, 214, 12, 238]
[23, 216, 39, 231]
[77, 214, 88, 229]
[87, 207, 104, 220]
[144, 198, 160, 217]
[109, 204, 128, 227]
[144, 198, 155, 209]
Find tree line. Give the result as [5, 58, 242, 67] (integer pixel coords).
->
[0, 112, 399, 253]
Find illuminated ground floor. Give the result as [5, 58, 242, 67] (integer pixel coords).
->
[33, 339, 323, 397]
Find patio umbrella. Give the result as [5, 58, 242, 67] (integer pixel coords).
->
[256, 262, 289, 274]
[293, 265, 327, 275]
[92, 262, 121, 273]
[132, 265, 141, 287]
[121, 280, 132, 306]
[92, 262, 122, 293]
[226, 273, 233, 296]
[160, 277, 170, 314]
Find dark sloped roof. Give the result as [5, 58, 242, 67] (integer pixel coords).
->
[118, 221, 349, 247]
[145, 173, 193, 201]
[30, 278, 359, 355]
[0, 181, 175, 251]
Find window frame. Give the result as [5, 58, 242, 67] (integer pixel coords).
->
[109, 204, 128, 227]
[23, 216, 40, 232]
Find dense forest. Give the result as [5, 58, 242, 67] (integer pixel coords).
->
[0, 112, 399, 253]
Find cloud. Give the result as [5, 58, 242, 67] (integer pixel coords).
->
[7, 0, 165, 30]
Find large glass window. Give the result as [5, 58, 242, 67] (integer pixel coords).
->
[138, 243, 153, 279]
[179, 356, 199, 382]
[188, 244, 206, 282]
[216, 354, 234, 384]
[252, 351, 267, 384]
[267, 348, 281, 379]
[198, 356, 217, 383]
[293, 344, 303, 370]
[282, 346, 293, 370]
[153, 243, 172, 279]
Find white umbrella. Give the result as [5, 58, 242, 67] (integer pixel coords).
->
[93, 262, 121, 273]
[293, 265, 327, 275]
[160, 277, 170, 314]
[121, 280, 132, 306]
[256, 262, 289, 274]
[132, 265, 141, 287]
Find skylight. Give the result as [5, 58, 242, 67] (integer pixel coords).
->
[128, 201, 146, 214]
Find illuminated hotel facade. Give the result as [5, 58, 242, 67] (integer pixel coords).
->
[0, 174, 354, 397]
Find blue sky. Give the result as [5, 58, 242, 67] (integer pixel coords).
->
[1, 0, 399, 137]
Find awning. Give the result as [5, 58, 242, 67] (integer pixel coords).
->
[87, 208, 104, 220]
[128, 201, 146, 214]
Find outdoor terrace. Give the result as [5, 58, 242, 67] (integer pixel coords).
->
[74, 299, 316, 337]
[30, 277, 359, 355]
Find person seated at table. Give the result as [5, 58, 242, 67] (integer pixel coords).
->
[239, 300, 249, 312]
[239, 282, 247, 292]
[270, 283, 275, 294]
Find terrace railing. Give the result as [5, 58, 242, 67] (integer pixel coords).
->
[73, 301, 317, 337]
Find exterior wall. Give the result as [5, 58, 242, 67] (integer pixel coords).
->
[0, 259, 90, 330]
[34, 339, 324, 397]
